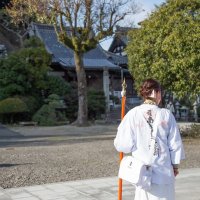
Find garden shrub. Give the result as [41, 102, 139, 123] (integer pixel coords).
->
[32, 104, 57, 126]
[33, 94, 67, 126]
[18, 95, 42, 120]
[181, 124, 200, 138]
[0, 97, 28, 123]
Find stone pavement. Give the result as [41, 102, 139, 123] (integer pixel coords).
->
[1, 168, 200, 200]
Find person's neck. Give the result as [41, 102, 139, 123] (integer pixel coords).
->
[143, 98, 157, 105]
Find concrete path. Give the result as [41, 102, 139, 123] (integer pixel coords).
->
[5, 122, 198, 138]
[0, 124, 23, 138]
[1, 168, 200, 200]
[0, 187, 12, 200]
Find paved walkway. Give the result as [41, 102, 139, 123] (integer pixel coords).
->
[0, 122, 198, 149]
[0, 124, 23, 138]
[3, 122, 198, 138]
[1, 168, 200, 200]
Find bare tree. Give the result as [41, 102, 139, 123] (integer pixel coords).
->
[7, 0, 138, 126]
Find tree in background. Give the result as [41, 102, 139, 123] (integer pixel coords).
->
[6, 0, 138, 126]
[45, 76, 71, 97]
[0, 37, 51, 99]
[127, 0, 200, 99]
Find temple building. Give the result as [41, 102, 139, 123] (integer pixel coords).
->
[29, 23, 138, 111]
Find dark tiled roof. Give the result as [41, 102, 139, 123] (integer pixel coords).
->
[31, 23, 121, 70]
[102, 50, 128, 66]
[115, 26, 133, 33]
[108, 36, 126, 52]
[108, 26, 137, 52]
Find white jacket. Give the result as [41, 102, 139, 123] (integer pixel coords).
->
[114, 104, 185, 185]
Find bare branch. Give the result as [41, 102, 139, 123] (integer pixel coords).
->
[93, 0, 138, 38]
[74, 1, 81, 29]
[84, 0, 92, 29]
[6, 0, 139, 50]
[62, 0, 75, 35]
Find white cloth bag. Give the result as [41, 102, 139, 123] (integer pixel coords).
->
[118, 108, 161, 190]
[118, 156, 152, 190]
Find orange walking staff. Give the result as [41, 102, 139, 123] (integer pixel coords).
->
[118, 79, 127, 200]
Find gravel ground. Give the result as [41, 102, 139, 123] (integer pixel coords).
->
[0, 137, 200, 189]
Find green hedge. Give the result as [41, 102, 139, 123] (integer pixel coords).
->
[0, 97, 28, 123]
[0, 98, 28, 113]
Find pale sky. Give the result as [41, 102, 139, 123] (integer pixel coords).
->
[133, 0, 166, 25]
[100, 0, 166, 50]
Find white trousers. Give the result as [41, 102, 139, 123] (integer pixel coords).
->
[134, 183, 175, 200]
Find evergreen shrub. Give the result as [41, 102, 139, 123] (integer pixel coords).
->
[19, 96, 41, 120]
[45, 76, 70, 97]
[0, 97, 28, 123]
[33, 94, 67, 126]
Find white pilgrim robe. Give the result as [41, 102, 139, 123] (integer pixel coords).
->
[114, 104, 185, 200]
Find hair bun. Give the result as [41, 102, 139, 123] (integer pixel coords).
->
[139, 79, 161, 99]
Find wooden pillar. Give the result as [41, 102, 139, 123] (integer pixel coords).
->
[103, 67, 110, 112]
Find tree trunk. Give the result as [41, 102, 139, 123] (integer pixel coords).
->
[74, 52, 88, 126]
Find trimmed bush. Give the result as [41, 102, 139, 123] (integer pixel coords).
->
[33, 94, 67, 126]
[0, 97, 28, 123]
[0, 98, 28, 113]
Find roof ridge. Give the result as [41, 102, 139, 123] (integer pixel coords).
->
[30, 23, 123, 69]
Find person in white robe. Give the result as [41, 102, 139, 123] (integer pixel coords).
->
[114, 79, 185, 200]
[166, 100, 175, 115]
